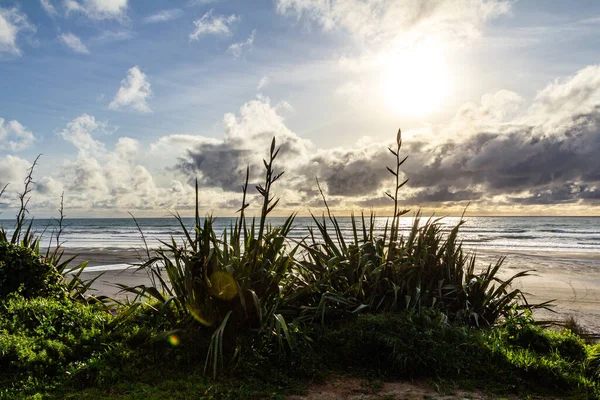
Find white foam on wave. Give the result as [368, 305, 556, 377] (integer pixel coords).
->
[83, 264, 133, 272]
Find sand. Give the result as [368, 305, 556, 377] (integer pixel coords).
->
[72, 247, 600, 334]
[478, 249, 600, 334]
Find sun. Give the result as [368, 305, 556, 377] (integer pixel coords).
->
[380, 46, 451, 116]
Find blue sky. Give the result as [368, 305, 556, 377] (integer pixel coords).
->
[2, 0, 600, 217]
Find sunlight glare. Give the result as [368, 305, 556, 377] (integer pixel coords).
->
[380, 46, 451, 116]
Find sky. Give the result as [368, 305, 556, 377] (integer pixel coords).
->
[2, 0, 600, 218]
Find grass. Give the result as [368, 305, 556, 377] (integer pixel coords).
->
[0, 131, 598, 399]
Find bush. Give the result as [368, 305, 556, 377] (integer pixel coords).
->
[503, 312, 587, 362]
[0, 242, 64, 299]
[0, 294, 158, 397]
[0, 295, 109, 377]
[315, 311, 490, 378]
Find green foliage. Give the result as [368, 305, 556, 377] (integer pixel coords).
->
[0, 158, 104, 304]
[316, 311, 489, 378]
[503, 311, 587, 362]
[123, 138, 303, 377]
[0, 242, 64, 299]
[292, 130, 549, 328]
[297, 204, 546, 328]
[0, 295, 106, 395]
[0, 294, 161, 398]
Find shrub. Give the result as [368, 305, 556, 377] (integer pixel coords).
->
[0, 295, 106, 394]
[295, 130, 546, 327]
[124, 138, 303, 378]
[0, 294, 159, 397]
[503, 312, 587, 362]
[316, 311, 490, 378]
[0, 242, 64, 299]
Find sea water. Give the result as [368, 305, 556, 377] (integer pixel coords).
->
[1, 216, 600, 254]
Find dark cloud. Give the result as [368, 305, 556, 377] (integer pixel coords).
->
[405, 187, 481, 203]
[401, 109, 600, 204]
[178, 146, 254, 191]
[309, 150, 394, 197]
[356, 196, 393, 208]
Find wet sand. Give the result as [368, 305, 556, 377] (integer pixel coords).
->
[70, 247, 600, 333]
[478, 249, 600, 333]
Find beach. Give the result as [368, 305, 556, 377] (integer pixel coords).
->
[70, 246, 600, 334]
[480, 250, 600, 333]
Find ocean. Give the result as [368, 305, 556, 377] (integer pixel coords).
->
[1, 216, 600, 254]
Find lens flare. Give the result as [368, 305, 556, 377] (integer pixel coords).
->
[210, 270, 238, 301]
[168, 334, 180, 346]
[188, 303, 216, 326]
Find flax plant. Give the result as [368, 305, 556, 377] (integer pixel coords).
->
[296, 129, 549, 327]
[0, 156, 102, 302]
[125, 138, 301, 377]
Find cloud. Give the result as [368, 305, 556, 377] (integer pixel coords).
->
[109, 66, 152, 113]
[59, 32, 90, 54]
[9, 64, 600, 215]
[177, 97, 312, 191]
[58, 113, 107, 154]
[0, 155, 31, 193]
[143, 9, 183, 24]
[0, 118, 35, 151]
[227, 29, 255, 58]
[51, 115, 182, 212]
[0, 7, 35, 56]
[64, 0, 128, 21]
[189, 9, 238, 40]
[40, 0, 58, 16]
[188, 0, 222, 5]
[393, 65, 600, 206]
[275, 0, 511, 46]
[257, 76, 269, 90]
[91, 29, 133, 43]
[169, 64, 600, 214]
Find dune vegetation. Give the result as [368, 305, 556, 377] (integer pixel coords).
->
[1, 132, 599, 399]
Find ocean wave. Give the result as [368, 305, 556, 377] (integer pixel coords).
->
[495, 235, 540, 240]
[539, 229, 600, 234]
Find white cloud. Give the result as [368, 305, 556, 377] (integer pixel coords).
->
[188, 0, 222, 5]
[0, 7, 35, 56]
[275, 0, 511, 46]
[109, 66, 152, 113]
[227, 29, 255, 58]
[91, 29, 133, 43]
[59, 32, 90, 54]
[257, 76, 269, 90]
[40, 0, 58, 16]
[143, 9, 183, 24]
[52, 115, 200, 213]
[0, 118, 35, 151]
[0, 155, 30, 191]
[64, 0, 128, 21]
[189, 9, 238, 40]
[58, 113, 107, 155]
[530, 65, 600, 129]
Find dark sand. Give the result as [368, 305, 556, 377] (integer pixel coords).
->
[70, 247, 600, 333]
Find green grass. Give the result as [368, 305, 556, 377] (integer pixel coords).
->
[0, 295, 598, 399]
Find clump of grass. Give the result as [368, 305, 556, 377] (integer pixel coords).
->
[0, 156, 104, 303]
[295, 130, 549, 327]
[123, 138, 303, 377]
